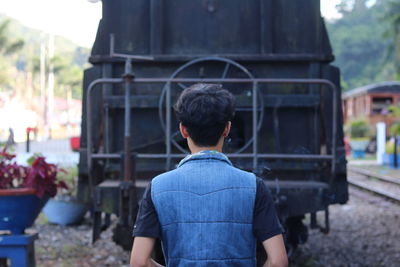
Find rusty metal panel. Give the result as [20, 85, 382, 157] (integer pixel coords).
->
[91, 0, 332, 60]
[162, 0, 261, 54]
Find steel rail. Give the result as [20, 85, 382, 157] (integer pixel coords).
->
[348, 178, 400, 203]
[348, 166, 400, 186]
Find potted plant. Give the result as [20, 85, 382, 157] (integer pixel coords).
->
[345, 119, 371, 159]
[43, 166, 89, 226]
[0, 150, 67, 234]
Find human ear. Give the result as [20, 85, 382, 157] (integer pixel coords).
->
[223, 121, 231, 137]
[179, 123, 189, 139]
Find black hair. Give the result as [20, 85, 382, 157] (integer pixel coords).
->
[174, 83, 235, 147]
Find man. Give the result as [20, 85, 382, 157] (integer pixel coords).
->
[131, 83, 288, 267]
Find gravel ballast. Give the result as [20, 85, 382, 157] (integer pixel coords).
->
[291, 188, 400, 266]
[29, 187, 400, 266]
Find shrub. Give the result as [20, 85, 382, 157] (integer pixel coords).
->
[386, 138, 400, 154]
[389, 121, 400, 136]
[345, 119, 370, 139]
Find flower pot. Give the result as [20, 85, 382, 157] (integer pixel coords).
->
[43, 199, 89, 226]
[349, 139, 369, 159]
[352, 150, 366, 159]
[0, 188, 49, 234]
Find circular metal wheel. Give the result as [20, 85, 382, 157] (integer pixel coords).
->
[158, 56, 264, 154]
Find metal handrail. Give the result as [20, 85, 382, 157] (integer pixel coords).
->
[86, 78, 124, 198]
[89, 153, 334, 160]
[86, 77, 338, 189]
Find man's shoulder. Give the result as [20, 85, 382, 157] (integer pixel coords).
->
[231, 165, 256, 178]
[221, 163, 257, 183]
[151, 167, 188, 189]
[152, 168, 180, 183]
[206, 162, 258, 187]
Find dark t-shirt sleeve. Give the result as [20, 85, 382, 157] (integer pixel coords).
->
[132, 183, 161, 238]
[253, 177, 284, 242]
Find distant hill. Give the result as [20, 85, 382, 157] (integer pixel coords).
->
[0, 14, 90, 98]
[0, 13, 90, 69]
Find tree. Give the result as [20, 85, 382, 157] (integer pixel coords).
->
[51, 55, 83, 99]
[389, 104, 400, 136]
[0, 19, 24, 91]
[384, 0, 400, 79]
[336, 0, 368, 14]
[0, 19, 24, 55]
[326, 0, 396, 90]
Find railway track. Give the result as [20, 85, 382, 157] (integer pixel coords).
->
[347, 166, 400, 203]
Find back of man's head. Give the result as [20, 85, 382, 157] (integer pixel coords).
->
[174, 83, 235, 147]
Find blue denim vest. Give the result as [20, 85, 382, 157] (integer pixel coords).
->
[151, 151, 257, 267]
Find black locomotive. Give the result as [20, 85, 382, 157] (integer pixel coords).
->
[77, 0, 348, 262]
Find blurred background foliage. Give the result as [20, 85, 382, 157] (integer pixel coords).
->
[327, 0, 400, 91]
[345, 119, 371, 139]
[0, 14, 89, 99]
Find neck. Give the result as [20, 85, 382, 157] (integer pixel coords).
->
[188, 138, 224, 154]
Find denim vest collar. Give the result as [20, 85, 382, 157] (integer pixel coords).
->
[177, 150, 232, 168]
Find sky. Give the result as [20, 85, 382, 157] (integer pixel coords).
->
[0, 0, 342, 48]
